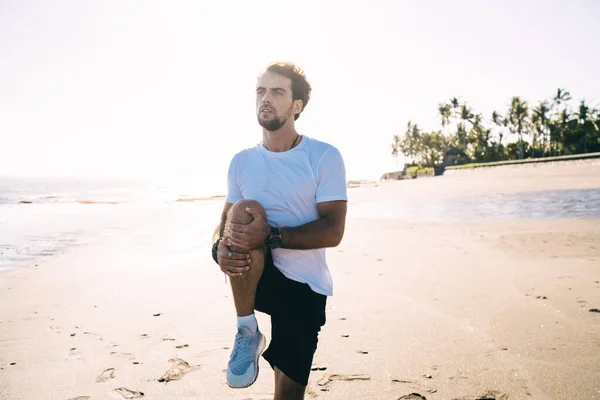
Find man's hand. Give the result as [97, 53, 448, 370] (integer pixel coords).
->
[226, 207, 271, 252]
[217, 240, 250, 277]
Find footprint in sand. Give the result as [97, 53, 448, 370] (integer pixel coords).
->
[240, 397, 274, 400]
[392, 379, 436, 394]
[110, 352, 136, 360]
[452, 390, 509, 400]
[50, 325, 64, 334]
[175, 344, 189, 349]
[139, 334, 149, 339]
[66, 348, 82, 360]
[111, 387, 144, 399]
[398, 394, 427, 400]
[318, 374, 371, 388]
[96, 368, 116, 383]
[162, 337, 175, 341]
[158, 358, 201, 383]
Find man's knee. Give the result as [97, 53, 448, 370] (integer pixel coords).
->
[229, 199, 267, 225]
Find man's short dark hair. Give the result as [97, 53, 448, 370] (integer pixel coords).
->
[265, 62, 312, 120]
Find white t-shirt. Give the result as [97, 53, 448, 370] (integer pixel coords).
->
[225, 135, 347, 296]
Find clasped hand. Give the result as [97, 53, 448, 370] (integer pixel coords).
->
[226, 208, 270, 252]
[217, 208, 270, 277]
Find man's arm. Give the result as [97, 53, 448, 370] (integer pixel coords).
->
[279, 200, 347, 249]
[226, 200, 347, 251]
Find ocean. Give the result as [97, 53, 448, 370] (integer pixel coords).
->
[2, 173, 600, 275]
[0, 175, 226, 273]
[351, 187, 600, 222]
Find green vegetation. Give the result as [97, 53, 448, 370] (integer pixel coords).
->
[405, 166, 434, 178]
[391, 89, 600, 169]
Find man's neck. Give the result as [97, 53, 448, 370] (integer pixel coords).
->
[262, 125, 299, 153]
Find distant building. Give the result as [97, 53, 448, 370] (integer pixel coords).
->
[444, 147, 467, 166]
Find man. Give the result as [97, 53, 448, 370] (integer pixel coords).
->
[211, 61, 347, 400]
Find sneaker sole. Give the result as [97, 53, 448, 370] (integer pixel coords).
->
[227, 333, 266, 389]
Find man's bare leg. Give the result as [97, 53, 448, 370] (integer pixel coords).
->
[224, 199, 268, 389]
[225, 199, 266, 316]
[274, 367, 306, 400]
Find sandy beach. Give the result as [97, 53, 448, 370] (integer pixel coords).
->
[1, 160, 599, 400]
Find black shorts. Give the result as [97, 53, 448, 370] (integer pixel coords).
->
[254, 250, 327, 386]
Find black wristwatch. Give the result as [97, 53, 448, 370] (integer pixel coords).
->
[266, 227, 283, 249]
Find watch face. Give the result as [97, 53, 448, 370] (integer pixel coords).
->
[268, 228, 283, 249]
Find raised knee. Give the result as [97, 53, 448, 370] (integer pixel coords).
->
[230, 199, 266, 224]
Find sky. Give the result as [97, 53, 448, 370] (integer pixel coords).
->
[1, 0, 599, 190]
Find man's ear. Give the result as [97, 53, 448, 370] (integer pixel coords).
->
[293, 99, 304, 116]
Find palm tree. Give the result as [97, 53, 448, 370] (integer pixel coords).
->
[491, 110, 506, 143]
[391, 122, 416, 169]
[506, 96, 530, 160]
[449, 97, 462, 138]
[531, 100, 551, 157]
[458, 103, 475, 152]
[438, 103, 452, 134]
[397, 121, 422, 164]
[575, 100, 599, 153]
[554, 88, 572, 106]
[550, 88, 572, 155]
[468, 113, 488, 161]
[437, 103, 453, 162]
[391, 133, 401, 169]
[450, 97, 460, 110]
[491, 110, 507, 160]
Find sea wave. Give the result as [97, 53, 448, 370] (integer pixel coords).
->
[0, 176, 225, 205]
[4, 194, 226, 205]
[175, 195, 225, 202]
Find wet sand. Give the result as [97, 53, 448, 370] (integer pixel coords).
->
[0, 160, 599, 399]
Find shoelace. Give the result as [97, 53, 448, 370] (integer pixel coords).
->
[231, 334, 251, 361]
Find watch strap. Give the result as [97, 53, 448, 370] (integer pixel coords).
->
[212, 238, 222, 264]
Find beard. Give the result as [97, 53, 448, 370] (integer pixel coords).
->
[257, 105, 293, 131]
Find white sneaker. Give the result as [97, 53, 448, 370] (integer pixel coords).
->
[226, 327, 266, 388]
